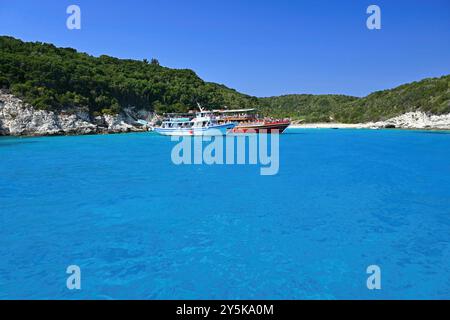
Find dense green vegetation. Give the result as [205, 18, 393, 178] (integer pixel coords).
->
[0, 36, 258, 115]
[259, 76, 449, 122]
[335, 76, 450, 122]
[1, 36, 449, 122]
[258, 94, 358, 122]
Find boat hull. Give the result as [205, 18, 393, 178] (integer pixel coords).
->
[231, 121, 291, 134]
[153, 123, 235, 136]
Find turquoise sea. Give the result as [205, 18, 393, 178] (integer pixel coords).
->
[0, 129, 449, 299]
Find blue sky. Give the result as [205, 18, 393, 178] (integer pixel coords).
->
[1, 0, 449, 97]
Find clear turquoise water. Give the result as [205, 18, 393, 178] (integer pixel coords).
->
[0, 129, 449, 299]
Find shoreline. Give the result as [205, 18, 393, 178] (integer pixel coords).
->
[0, 130, 151, 139]
[289, 112, 450, 131]
[2, 90, 450, 136]
[288, 124, 450, 131]
[290, 123, 366, 129]
[1, 126, 450, 139]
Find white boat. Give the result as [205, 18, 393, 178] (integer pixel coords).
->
[152, 106, 236, 136]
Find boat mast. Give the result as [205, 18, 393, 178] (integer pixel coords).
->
[196, 102, 205, 113]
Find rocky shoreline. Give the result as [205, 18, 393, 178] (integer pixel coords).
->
[1, 90, 450, 136]
[0, 90, 157, 136]
[291, 112, 450, 130]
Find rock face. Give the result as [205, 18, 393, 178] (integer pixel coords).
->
[0, 90, 156, 136]
[365, 112, 450, 130]
[293, 112, 450, 130]
[2, 90, 449, 136]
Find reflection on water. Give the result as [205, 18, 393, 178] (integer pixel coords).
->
[0, 137, 39, 147]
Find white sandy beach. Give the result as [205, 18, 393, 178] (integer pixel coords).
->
[290, 123, 366, 129]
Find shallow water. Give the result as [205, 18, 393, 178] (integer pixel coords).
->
[0, 129, 449, 299]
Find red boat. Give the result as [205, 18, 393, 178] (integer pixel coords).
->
[214, 109, 291, 134]
[230, 120, 291, 133]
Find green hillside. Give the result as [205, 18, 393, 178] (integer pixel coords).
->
[335, 75, 450, 123]
[260, 75, 450, 123]
[1, 36, 449, 122]
[0, 36, 258, 115]
[258, 94, 359, 122]
[259, 75, 449, 123]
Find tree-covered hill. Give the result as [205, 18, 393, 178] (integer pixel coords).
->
[0, 36, 258, 115]
[334, 75, 450, 123]
[259, 75, 449, 123]
[1, 36, 449, 123]
[258, 94, 359, 122]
